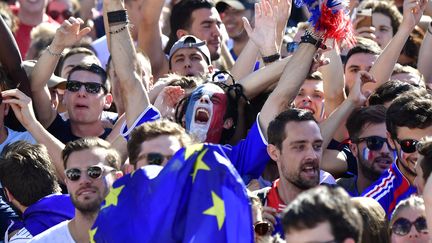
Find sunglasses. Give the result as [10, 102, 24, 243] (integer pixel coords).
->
[352, 136, 391, 151]
[66, 80, 107, 94]
[395, 138, 419, 153]
[139, 153, 173, 166]
[65, 165, 114, 181]
[254, 221, 272, 236]
[48, 9, 72, 21]
[391, 216, 428, 236]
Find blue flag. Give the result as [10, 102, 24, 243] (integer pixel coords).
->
[91, 144, 253, 242]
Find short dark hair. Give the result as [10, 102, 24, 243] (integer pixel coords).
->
[417, 137, 432, 181]
[386, 90, 432, 139]
[62, 137, 120, 170]
[128, 120, 192, 167]
[368, 80, 422, 106]
[346, 105, 387, 139]
[164, 0, 215, 54]
[0, 141, 61, 207]
[56, 47, 96, 76]
[306, 71, 323, 81]
[67, 63, 110, 92]
[282, 185, 363, 242]
[345, 37, 381, 66]
[268, 108, 317, 149]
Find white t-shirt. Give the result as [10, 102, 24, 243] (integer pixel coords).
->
[28, 221, 74, 243]
[7, 227, 32, 243]
[0, 127, 36, 153]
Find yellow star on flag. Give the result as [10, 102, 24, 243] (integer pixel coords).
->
[89, 227, 97, 243]
[191, 149, 210, 183]
[101, 185, 125, 210]
[203, 191, 226, 230]
[184, 143, 204, 160]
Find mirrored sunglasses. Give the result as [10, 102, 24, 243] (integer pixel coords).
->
[396, 138, 419, 153]
[65, 165, 113, 181]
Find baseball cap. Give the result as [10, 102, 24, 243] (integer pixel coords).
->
[22, 60, 67, 89]
[169, 35, 211, 65]
[216, 0, 258, 11]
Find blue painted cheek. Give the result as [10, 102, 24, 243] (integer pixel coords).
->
[185, 101, 195, 131]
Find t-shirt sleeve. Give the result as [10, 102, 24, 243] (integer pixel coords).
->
[120, 105, 161, 141]
[221, 114, 270, 184]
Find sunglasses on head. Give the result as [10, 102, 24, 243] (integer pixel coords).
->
[65, 165, 114, 181]
[352, 136, 391, 151]
[66, 80, 107, 94]
[391, 216, 428, 236]
[395, 138, 419, 153]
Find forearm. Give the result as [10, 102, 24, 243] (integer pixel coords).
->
[238, 56, 290, 98]
[31, 45, 63, 91]
[319, 46, 346, 115]
[230, 40, 259, 81]
[26, 122, 66, 182]
[368, 26, 412, 90]
[418, 26, 432, 83]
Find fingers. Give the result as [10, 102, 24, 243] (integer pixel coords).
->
[242, 17, 253, 36]
[262, 206, 277, 226]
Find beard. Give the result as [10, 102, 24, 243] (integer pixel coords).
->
[71, 186, 107, 215]
[358, 157, 384, 181]
[284, 161, 320, 190]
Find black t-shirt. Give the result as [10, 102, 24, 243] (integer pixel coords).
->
[47, 114, 111, 144]
[328, 139, 358, 177]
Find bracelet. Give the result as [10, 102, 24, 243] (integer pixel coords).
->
[107, 10, 128, 24]
[46, 45, 63, 57]
[262, 53, 280, 63]
[109, 24, 128, 35]
[300, 31, 327, 50]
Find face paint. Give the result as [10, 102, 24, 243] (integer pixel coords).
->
[362, 147, 373, 161]
[184, 83, 228, 143]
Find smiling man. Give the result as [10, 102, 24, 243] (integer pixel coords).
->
[293, 72, 325, 122]
[30, 138, 121, 243]
[362, 90, 432, 216]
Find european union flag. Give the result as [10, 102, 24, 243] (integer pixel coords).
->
[90, 144, 253, 242]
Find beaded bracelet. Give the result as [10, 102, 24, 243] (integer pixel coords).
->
[46, 45, 63, 57]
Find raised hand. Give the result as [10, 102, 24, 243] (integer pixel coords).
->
[50, 17, 92, 52]
[273, 0, 292, 48]
[1, 89, 38, 130]
[153, 86, 185, 119]
[352, 16, 377, 41]
[401, 0, 427, 31]
[348, 71, 376, 106]
[243, 0, 279, 56]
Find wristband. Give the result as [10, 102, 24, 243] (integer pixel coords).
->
[262, 53, 280, 63]
[109, 24, 128, 35]
[107, 10, 128, 24]
[300, 29, 326, 50]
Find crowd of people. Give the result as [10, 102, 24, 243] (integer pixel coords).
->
[0, 0, 432, 241]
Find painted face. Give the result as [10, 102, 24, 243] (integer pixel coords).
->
[135, 135, 182, 168]
[390, 126, 432, 183]
[65, 147, 116, 214]
[170, 48, 211, 76]
[344, 52, 378, 92]
[64, 70, 111, 124]
[390, 207, 429, 243]
[285, 221, 337, 243]
[294, 80, 325, 122]
[372, 12, 394, 49]
[187, 8, 222, 60]
[185, 83, 227, 143]
[352, 123, 395, 182]
[276, 121, 323, 190]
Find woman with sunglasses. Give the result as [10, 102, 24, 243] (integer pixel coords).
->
[390, 196, 429, 243]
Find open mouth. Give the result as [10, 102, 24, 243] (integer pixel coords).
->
[194, 107, 210, 124]
[299, 106, 315, 114]
[301, 163, 318, 178]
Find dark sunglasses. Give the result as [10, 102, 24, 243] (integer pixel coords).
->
[396, 138, 419, 153]
[391, 216, 428, 236]
[144, 153, 172, 166]
[65, 165, 114, 181]
[48, 9, 72, 21]
[66, 80, 107, 94]
[352, 136, 391, 151]
[254, 221, 272, 236]
[286, 41, 299, 53]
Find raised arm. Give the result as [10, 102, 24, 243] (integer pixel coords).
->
[104, 0, 151, 129]
[137, 0, 169, 80]
[367, 0, 426, 91]
[31, 17, 91, 127]
[2, 89, 66, 183]
[418, 22, 432, 86]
